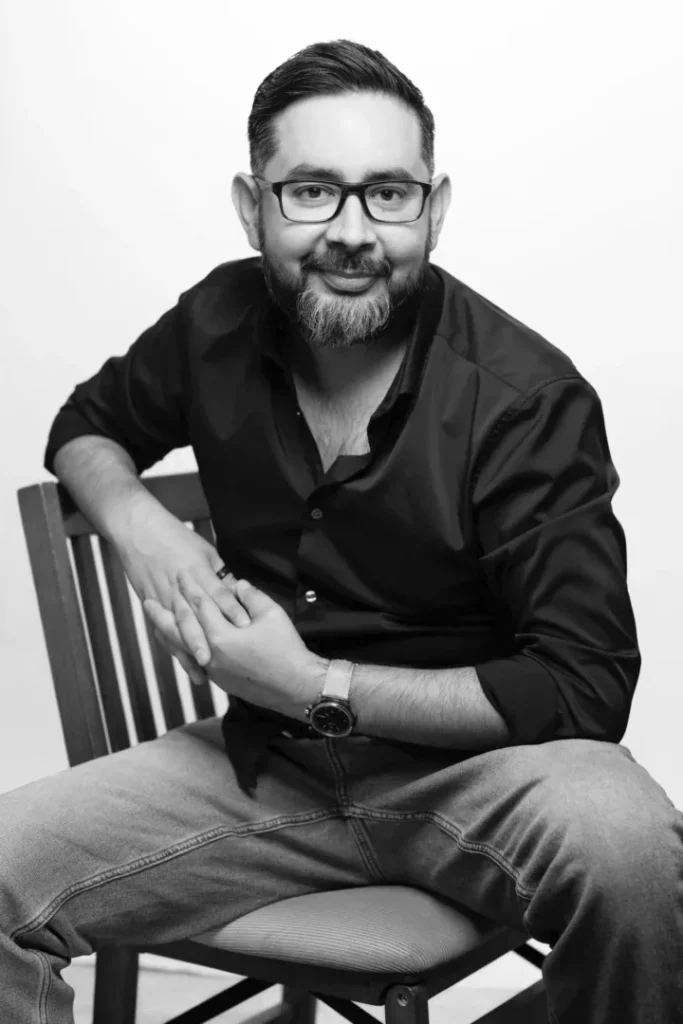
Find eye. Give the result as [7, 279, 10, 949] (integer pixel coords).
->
[290, 183, 337, 203]
[368, 185, 407, 205]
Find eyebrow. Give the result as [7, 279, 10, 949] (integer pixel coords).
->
[282, 164, 419, 183]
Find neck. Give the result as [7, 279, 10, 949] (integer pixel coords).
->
[287, 329, 409, 400]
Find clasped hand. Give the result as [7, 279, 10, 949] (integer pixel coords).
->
[143, 569, 320, 718]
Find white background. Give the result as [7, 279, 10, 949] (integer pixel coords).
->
[2, 0, 681, 822]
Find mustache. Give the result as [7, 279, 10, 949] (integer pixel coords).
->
[301, 253, 391, 277]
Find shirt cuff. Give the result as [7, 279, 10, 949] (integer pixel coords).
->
[44, 409, 150, 476]
[474, 653, 559, 744]
[44, 409, 96, 476]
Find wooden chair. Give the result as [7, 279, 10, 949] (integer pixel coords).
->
[17, 471, 548, 1024]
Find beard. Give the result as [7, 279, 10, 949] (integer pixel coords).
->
[258, 215, 432, 350]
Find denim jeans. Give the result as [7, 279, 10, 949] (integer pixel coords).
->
[1, 716, 682, 1023]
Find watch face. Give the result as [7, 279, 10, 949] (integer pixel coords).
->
[310, 701, 354, 738]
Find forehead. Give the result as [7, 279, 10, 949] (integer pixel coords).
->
[267, 92, 426, 180]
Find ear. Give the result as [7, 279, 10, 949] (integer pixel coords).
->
[426, 172, 452, 253]
[231, 173, 262, 252]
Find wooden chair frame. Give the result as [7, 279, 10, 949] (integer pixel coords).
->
[17, 472, 548, 1024]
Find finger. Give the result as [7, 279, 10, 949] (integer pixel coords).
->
[145, 597, 211, 667]
[193, 567, 251, 627]
[149, 616, 209, 687]
[172, 592, 221, 666]
[211, 586, 251, 627]
[144, 599, 186, 648]
[174, 648, 209, 688]
[151, 627, 207, 687]
[176, 571, 236, 642]
[152, 625, 175, 655]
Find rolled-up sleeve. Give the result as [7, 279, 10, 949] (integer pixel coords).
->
[471, 375, 641, 745]
[44, 295, 190, 476]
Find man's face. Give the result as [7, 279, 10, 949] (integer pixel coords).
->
[255, 92, 435, 350]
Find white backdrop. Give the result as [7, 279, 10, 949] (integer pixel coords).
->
[2, 1, 682, 816]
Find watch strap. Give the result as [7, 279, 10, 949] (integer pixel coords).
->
[321, 659, 355, 701]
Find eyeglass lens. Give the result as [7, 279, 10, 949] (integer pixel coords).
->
[280, 181, 425, 222]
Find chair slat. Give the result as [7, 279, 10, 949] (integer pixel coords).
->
[71, 535, 131, 753]
[17, 483, 109, 765]
[190, 675, 217, 720]
[189, 516, 221, 719]
[142, 615, 186, 731]
[98, 538, 157, 743]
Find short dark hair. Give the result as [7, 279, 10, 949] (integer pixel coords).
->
[248, 39, 435, 178]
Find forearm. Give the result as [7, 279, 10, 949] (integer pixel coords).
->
[303, 657, 512, 750]
[52, 435, 178, 546]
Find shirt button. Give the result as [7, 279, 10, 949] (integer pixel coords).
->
[310, 508, 323, 520]
[305, 590, 317, 603]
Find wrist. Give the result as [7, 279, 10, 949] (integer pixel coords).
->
[291, 652, 331, 723]
[108, 489, 175, 550]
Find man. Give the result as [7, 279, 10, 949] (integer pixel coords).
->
[2, 38, 682, 1024]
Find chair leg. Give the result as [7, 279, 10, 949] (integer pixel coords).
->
[92, 946, 139, 1024]
[384, 983, 428, 1024]
[279, 986, 317, 1024]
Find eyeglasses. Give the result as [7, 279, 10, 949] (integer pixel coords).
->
[254, 177, 433, 224]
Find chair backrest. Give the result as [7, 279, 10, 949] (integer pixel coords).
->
[17, 472, 224, 768]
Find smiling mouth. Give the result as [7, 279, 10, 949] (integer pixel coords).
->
[318, 271, 379, 293]
[322, 271, 372, 277]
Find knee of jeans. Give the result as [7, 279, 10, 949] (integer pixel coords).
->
[0, 796, 61, 936]
[537, 742, 683, 902]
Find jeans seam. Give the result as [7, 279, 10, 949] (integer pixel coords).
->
[35, 949, 51, 1024]
[10, 807, 345, 942]
[346, 816, 390, 884]
[346, 804, 536, 901]
[325, 742, 388, 884]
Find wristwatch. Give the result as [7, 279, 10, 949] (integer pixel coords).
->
[305, 659, 357, 738]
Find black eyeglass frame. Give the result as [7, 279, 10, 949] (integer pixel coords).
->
[253, 176, 433, 224]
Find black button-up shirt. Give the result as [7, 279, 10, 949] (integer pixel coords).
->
[44, 258, 641, 748]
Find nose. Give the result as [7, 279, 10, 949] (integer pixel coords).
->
[324, 193, 377, 250]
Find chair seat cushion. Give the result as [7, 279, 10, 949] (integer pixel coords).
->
[191, 886, 508, 974]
